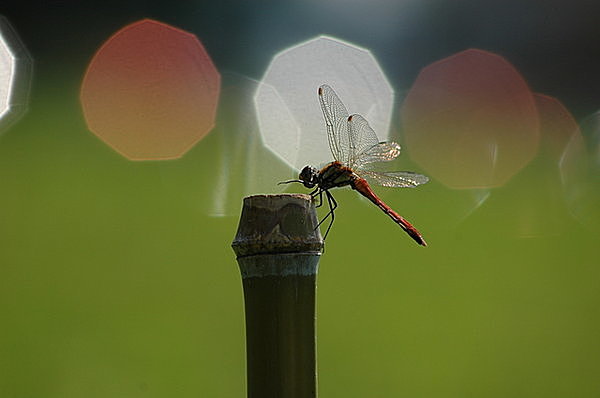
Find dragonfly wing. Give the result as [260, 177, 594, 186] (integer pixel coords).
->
[319, 84, 350, 163]
[359, 169, 429, 188]
[354, 141, 402, 167]
[346, 114, 380, 168]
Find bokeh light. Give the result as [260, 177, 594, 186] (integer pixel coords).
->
[0, 16, 31, 132]
[534, 94, 582, 168]
[209, 73, 291, 216]
[462, 94, 590, 239]
[402, 49, 540, 189]
[579, 110, 600, 169]
[506, 94, 583, 238]
[562, 109, 600, 232]
[80, 19, 220, 160]
[255, 35, 393, 170]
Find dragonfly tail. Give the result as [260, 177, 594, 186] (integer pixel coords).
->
[353, 178, 427, 246]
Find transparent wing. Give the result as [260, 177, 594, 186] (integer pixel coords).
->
[346, 114, 380, 167]
[352, 141, 402, 168]
[359, 169, 429, 188]
[318, 84, 350, 163]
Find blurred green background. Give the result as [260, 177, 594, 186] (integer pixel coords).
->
[1, 1, 599, 397]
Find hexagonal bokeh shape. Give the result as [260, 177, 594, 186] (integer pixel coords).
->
[81, 19, 220, 160]
[504, 94, 584, 238]
[579, 110, 600, 168]
[562, 108, 600, 233]
[533, 94, 582, 163]
[255, 35, 394, 170]
[0, 16, 32, 131]
[208, 73, 292, 216]
[402, 49, 540, 189]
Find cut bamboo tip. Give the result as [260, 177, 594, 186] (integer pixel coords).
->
[231, 194, 324, 258]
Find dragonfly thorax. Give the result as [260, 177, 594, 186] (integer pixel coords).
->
[299, 165, 319, 188]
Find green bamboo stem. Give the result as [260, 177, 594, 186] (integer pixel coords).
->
[232, 194, 323, 398]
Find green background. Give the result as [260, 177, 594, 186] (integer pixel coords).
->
[1, 2, 599, 397]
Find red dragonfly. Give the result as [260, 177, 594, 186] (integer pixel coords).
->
[281, 84, 429, 246]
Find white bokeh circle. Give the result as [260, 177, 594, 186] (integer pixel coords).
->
[0, 16, 31, 131]
[255, 35, 394, 170]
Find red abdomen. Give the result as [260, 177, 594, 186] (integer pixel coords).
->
[352, 178, 427, 246]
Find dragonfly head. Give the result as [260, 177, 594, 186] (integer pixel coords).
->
[299, 165, 319, 188]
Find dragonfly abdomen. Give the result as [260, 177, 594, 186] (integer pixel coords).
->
[352, 178, 427, 246]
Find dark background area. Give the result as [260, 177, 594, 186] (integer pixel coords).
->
[3, 0, 600, 118]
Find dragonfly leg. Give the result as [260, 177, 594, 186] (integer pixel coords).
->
[315, 191, 331, 229]
[312, 189, 324, 208]
[313, 190, 338, 240]
[321, 190, 338, 240]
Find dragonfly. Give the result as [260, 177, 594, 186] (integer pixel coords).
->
[281, 84, 429, 246]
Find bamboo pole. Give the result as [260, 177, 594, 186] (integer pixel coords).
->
[232, 194, 324, 398]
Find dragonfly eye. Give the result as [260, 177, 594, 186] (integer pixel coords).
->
[299, 166, 318, 188]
